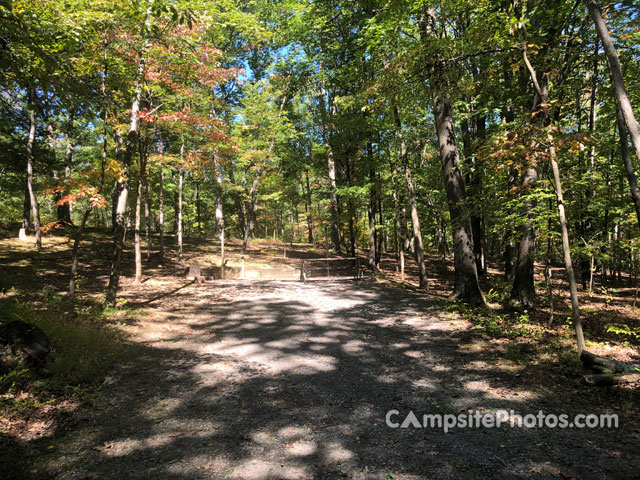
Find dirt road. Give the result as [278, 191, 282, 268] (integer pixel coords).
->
[19, 278, 640, 479]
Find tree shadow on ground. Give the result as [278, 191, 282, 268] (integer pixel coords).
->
[11, 279, 638, 480]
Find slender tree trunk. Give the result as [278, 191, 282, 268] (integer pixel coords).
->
[20, 183, 30, 239]
[548, 131, 586, 352]
[145, 161, 151, 261]
[582, 47, 599, 287]
[105, 12, 150, 306]
[377, 177, 384, 263]
[616, 102, 640, 225]
[158, 164, 164, 259]
[391, 169, 405, 281]
[318, 87, 341, 253]
[111, 179, 121, 231]
[25, 89, 42, 250]
[522, 44, 585, 351]
[326, 142, 340, 253]
[195, 181, 201, 235]
[134, 152, 146, 285]
[177, 139, 184, 262]
[434, 90, 483, 304]
[393, 105, 427, 287]
[304, 171, 314, 243]
[585, 0, 640, 165]
[214, 155, 225, 274]
[57, 132, 74, 224]
[367, 143, 379, 271]
[511, 54, 546, 308]
[70, 60, 108, 296]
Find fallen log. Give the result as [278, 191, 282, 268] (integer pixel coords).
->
[580, 350, 640, 386]
[580, 350, 628, 373]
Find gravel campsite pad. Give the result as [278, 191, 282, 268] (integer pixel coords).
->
[13, 278, 640, 479]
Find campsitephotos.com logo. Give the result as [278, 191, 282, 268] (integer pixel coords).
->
[385, 409, 618, 433]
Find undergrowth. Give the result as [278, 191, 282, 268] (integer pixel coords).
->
[0, 289, 129, 417]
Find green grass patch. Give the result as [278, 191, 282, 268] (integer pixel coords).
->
[0, 295, 128, 415]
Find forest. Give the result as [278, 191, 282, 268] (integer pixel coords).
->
[1, 0, 640, 478]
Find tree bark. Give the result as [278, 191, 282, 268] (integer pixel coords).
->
[25, 88, 42, 250]
[391, 167, 405, 281]
[177, 139, 185, 262]
[522, 44, 585, 351]
[105, 11, 150, 306]
[511, 57, 546, 308]
[548, 132, 586, 352]
[393, 105, 427, 287]
[57, 131, 74, 224]
[158, 162, 164, 259]
[367, 144, 379, 272]
[318, 87, 341, 253]
[434, 91, 483, 304]
[133, 152, 146, 285]
[616, 101, 640, 226]
[214, 155, 225, 274]
[304, 171, 314, 243]
[195, 180, 201, 235]
[145, 158, 151, 260]
[21, 183, 30, 237]
[70, 55, 108, 296]
[585, 0, 640, 166]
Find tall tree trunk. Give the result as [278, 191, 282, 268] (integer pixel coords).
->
[503, 165, 518, 280]
[57, 132, 74, 224]
[158, 163, 164, 259]
[214, 155, 225, 273]
[581, 47, 599, 287]
[195, 180, 201, 235]
[511, 165, 539, 307]
[20, 183, 30, 239]
[549, 134, 586, 352]
[25, 88, 42, 250]
[367, 144, 378, 272]
[585, 0, 640, 165]
[304, 171, 314, 243]
[105, 12, 150, 306]
[434, 90, 483, 304]
[511, 63, 546, 308]
[522, 44, 585, 351]
[471, 116, 486, 276]
[393, 105, 427, 287]
[144, 162, 151, 261]
[111, 179, 121, 231]
[134, 151, 146, 285]
[318, 87, 341, 253]
[177, 139, 184, 262]
[617, 102, 640, 225]
[419, 8, 482, 301]
[70, 53, 108, 295]
[326, 140, 340, 253]
[391, 168, 405, 281]
[240, 87, 288, 252]
[377, 176, 384, 263]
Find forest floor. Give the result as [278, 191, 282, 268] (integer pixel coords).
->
[1, 231, 640, 479]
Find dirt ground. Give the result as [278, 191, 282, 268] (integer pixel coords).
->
[6, 277, 639, 479]
[2, 233, 640, 479]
